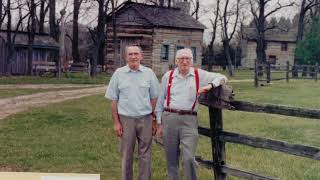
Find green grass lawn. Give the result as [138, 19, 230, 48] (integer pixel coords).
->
[220, 69, 254, 80]
[0, 80, 319, 179]
[231, 79, 320, 109]
[219, 69, 318, 81]
[0, 73, 110, 85]
[214, 69, 287, 81]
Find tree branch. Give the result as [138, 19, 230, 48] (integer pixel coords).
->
[228, 0, 240, 41]
[66, 33, 73, 42]
[265, 2, 294, 18]
[305, 0, 320, 10]
[249, 0, 258, 27]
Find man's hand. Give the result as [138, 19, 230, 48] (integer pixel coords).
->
[156, 124, 163, 138]
[198, 79, 226, 94]
[198, 84, 212, 94]
[152, 113, 157, 136]
[114, 121, 123, 137]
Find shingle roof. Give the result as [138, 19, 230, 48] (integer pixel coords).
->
[243, 27, 297, 43]
[110, 2, 206, 30]
[0, 31, 59, 49]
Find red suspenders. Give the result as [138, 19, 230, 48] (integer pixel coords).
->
[166, 70, 175, 107]
[192, 68, 199, 110]
[166, 68, 199, 111]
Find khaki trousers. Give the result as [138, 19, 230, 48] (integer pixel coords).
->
[162, 111, 198, 180]
[119, 114, 152, 180]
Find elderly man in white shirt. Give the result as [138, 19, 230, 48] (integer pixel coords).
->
[155, 48, 227, 180]
[105, 45, 159, 180]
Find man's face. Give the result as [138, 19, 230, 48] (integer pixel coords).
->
[175, 54, 192, 73]
[126, 46, 143, 70]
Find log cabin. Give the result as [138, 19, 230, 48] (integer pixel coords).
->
[105, 1, 206, 76]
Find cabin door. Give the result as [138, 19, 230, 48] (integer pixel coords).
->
[0, 39, 7, 75]
[11, 48, 29, 75]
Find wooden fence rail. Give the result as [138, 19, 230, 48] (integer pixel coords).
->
[254, 61, 319, 87]
[197, 97, 320, 180]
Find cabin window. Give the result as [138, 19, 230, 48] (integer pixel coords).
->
[176, 45, 184, 50]
[268, 55, 277, 64]
[191, 47, 197, 63]
[281, 42, 288, 51]
[160, 44, 169, 62]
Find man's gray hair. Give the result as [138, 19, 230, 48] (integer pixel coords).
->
[175, 48, 193, 63]
[125, 45, 143, 55]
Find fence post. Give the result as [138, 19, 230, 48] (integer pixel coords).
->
[209, 107, 226, 180]
[306, 66, 310, 77]
[286, 61, 290, 82]
[254, 61, 258, 87]
[266, 63, 271, 83]
[315, 63, 318, 82]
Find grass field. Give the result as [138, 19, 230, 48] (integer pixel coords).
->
[0, 73, 110, 85]
[220, 69, 254, 80]
[0, 80, 319, 180]
[232, 79, 320, 109]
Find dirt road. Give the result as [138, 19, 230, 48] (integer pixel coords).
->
[0, 86, 106, 120]
[0, 84, 102, 89]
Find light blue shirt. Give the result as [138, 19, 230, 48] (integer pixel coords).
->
[105, 65, 159, 117]
[155, 67, 227, 123]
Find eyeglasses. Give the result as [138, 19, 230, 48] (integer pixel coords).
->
[177, 57, 192, 61]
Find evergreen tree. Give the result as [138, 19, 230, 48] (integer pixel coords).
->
[296, 18, 320, 65]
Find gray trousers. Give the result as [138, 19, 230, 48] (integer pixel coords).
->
[162, 111, 198, 180]
[119, 114, 152, 180]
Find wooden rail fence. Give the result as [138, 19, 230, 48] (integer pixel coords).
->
[196, 97, 320, 180]
[254, 61, 319, 87]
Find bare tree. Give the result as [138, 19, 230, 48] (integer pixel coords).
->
[0, 0, 4, 28]
[248, 0, 294, 64]
[207, 0, 220, 72]
[291, 0, 320, 76]
[72, 0, 85, 63]
[88, 0, 110, 77]
[59, 7, 66, 79]
[296, 0, 320, 44]
[5, 0, 12, 75]
[310, 0, 320, 18]
[220, 0, 240, 76]
[39, 0, 49, 33]
[17, 0, 25, 31]
[49, 0, 58, 40]
[191, 0, 199, 20]
[159, 0, 164, 6]
[27, 0, 37, 75]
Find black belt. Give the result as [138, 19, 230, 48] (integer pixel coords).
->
[164, 108, 197, 116]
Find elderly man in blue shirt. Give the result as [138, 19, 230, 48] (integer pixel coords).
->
[155, 48, 227, 180]
[105, 45, 159, 180]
